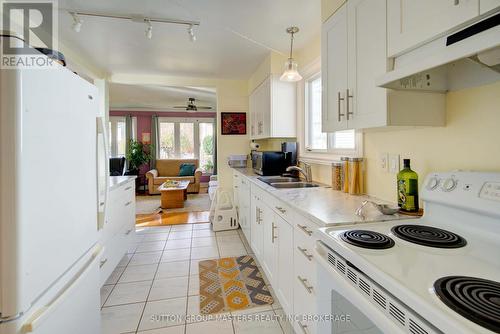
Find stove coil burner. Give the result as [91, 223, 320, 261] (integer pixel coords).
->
[391, 224, 467, 248]
[340, 230, 395, 249]
[435, 276, 500, 332]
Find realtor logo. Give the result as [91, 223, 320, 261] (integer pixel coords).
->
[1, 0, 58, 68]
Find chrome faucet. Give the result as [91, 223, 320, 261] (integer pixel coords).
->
[286, 161, 312, 183]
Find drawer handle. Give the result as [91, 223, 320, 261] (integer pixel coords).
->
[297, 224, 313, 236]
[125, 229, 132, 235]
[298, 321, 309, 334]
[99, 258, 108, 268]
[124, 201, 132, 207]
[275, 206, 286, 214]
[272, 222, 278, 243]
[298, 276, 314, 294]
[99, 201, 105, 206]
[124, 186, 132, 191]
[297, 246, 313, 261]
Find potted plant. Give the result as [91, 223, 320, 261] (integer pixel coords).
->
[126, 140, 153, 175]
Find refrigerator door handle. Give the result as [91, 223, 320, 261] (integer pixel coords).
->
[21, 245, 102, 333]
[96, 116, 109, 230]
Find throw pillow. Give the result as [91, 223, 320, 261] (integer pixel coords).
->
[179, 163, 196, 176]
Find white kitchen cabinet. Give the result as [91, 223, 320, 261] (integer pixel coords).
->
[237, 177, 251, 241]
[250, 193, 265, 259]
[387, 0, 479, 57]
[481, 0, 500, 13]
[322, 0, 446, 132]
[275, 214, 294, 316]
[249, 75, 296, 139]
[261, 202, 278, 286]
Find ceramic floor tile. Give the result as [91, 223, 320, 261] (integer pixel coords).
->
[164, 238, 192, 250]
[142, 233, 170, 242]
[231, 304, 274, 315]
[189, 260, 201, 275]
[168, 231, 193, 240]
[233, 311, 283, 334]
[192, 223, 212, 230]
[105, 280, 152, 306]
[127, 243, 140, 254]
[138, 324, 186, 334]
[190, 246, 219, 260]
[218, 244, 247, 258]
[130, 251, 163, 266]
[185, 318, 234, 334]
[192, 229, 215, 238]
[215, 230, 239, 237]
[101, 302, 144, 334]
[156, 261, 190, 279]
[216, 235, 243, 243]
[136, 241, 167, 253]
[104, 266, 126, 285]
[188, 275, 199, 296]
[138, 297, 187, 331]
[161, 248, 191, 262]
[149, 276, 189, 301]
[118, 254, 133, 267]
[119, 264, 158, 283]
[170, 224, 193, 231]
[191, 237, 217, 248]
[136, 226, 171, 235]
[100, 285, 114, 307]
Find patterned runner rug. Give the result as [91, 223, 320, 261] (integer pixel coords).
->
[199, 255, 273, 314]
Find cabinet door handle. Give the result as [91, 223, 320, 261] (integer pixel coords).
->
[124, 201, 132, 207]
[297, 246, 313, 261]
[124, 186, 132, 191]
[125, 229, 132, 235]
[272, 222, 278, 243]
[297, 224, 313, 236]
[337, 91, 345, 122]
[298, 276, 314, 294]
[346, 89, 354, 120]
[454, 0, 459, 5]
[298, 321, 309, 334]
[99, 258, 108, 268]
[275, 206, 286, 214]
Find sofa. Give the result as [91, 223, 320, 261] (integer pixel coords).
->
[146, 159, 202, 195]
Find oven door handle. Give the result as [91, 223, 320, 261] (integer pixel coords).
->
[314, 243, 406, 334]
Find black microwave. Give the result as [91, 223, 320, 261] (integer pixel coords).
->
[251, 151, 290, 176]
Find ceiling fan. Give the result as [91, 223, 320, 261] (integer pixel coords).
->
[173, 98, 213, 112]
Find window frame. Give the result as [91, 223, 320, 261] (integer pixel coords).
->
[109, 116, 137, 157]
[297, 58, 363, 164]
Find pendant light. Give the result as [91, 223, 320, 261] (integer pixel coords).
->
[280, 26, 302, 82]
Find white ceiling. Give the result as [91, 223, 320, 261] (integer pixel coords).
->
[109, 83, 217, 110]
[58, 0, 321, 79]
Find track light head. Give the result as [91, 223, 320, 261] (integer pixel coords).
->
[71, 13, 83, 32]
[188, 24, 196, 42]
[145, 20, 153, 39]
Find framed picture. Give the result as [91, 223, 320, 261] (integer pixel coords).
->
[221, 112, 247, 135]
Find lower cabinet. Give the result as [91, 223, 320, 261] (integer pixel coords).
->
[275, 214, 294, 316]
[261, 202, 278, 286]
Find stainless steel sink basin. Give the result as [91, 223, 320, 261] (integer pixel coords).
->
[258, 176, 301, 184]
[270, 182, 320, 188]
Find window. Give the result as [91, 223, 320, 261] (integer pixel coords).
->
[304, 73, 358, 156]
[158, 118, 215, 173]
[109, 116, 137, 157]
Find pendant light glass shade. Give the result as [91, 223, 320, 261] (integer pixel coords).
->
[280, 58, 302, 82]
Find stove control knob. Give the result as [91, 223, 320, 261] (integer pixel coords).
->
[442, 178, 457, 192]
[426, 177, 439, 190]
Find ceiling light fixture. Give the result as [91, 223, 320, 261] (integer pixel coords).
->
[71, 13, 83, 32]
[280, 26, 302, 82]
[145, 20, 153, 39]
[188, 24, 196, 42]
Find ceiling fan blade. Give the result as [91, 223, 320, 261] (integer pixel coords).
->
[197, 106, 213, 109]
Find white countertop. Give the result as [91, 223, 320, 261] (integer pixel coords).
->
[232, 167, 412, 227]
[109, 176, 136, 190]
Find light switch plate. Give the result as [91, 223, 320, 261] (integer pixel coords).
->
[389, 154, 400, 174]
[380, 153, 389, 172]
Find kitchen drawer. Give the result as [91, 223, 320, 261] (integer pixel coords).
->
[99, 233, 124, 286]
[294, 242, 316, 287]
[293, 270, 317, 334]
[294, 218, 317, 244]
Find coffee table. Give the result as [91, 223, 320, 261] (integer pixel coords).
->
[158, 180, 190, 209]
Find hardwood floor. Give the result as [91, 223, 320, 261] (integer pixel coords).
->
[136, 211, 210, 227]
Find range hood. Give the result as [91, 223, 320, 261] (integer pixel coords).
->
[377, 12, 500, 92]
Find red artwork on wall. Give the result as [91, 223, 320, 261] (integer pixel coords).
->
[221, 112, 247, 135]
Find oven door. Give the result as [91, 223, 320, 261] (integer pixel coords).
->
[315, 241, 405, 334]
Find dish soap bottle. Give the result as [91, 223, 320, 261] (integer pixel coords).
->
[397, 159, 419, 212]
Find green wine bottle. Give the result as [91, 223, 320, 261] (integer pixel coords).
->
[397, 159, 419, 212]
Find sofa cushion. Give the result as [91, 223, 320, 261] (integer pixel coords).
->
[156, 159, 199, 176]
[179, 163, 196, 176]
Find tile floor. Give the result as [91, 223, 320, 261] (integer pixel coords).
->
[101, 224, 291, 334]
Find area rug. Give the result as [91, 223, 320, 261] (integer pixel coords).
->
[136, 193, 211, 214]
[136, 211, 210, 227]
[199, 255, 273, 314]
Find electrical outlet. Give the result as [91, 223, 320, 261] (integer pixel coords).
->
[389, 154, 400, 174]
[380, 153, 389, 172]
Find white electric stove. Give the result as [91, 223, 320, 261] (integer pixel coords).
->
[315, 172, 500, 334]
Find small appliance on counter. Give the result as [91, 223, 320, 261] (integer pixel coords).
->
[251, 151, 290, 176]
[227, 154, 248, 168]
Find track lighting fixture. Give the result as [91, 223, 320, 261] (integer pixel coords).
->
[71, 13, 83, 32]
[188, 24, 196, 42]
[145, 20, 153, 39]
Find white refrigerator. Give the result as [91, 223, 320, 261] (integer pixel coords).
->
[0, 35, 108, 334]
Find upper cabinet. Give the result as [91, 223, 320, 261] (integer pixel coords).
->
[249, 75, 296, 139]
[481, 0, 500, 13]
[387, 0, 480, 57]
[322, 0, 446, 132]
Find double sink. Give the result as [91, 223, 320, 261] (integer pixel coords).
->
[257, 176, 321, 188]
